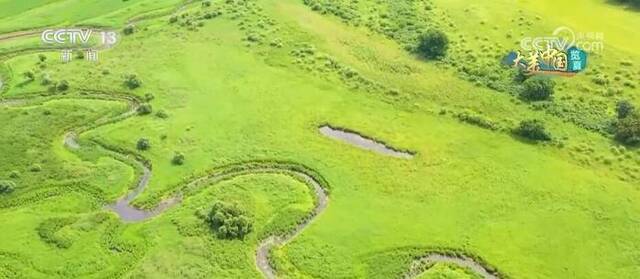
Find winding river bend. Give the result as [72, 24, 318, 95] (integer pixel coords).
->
[2, 24, 499, 279]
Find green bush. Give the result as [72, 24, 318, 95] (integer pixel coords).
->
[124, 74, 142, 89]
[206, 201, 253, 240]
[0, 180, 16, 194]
[40, 73, 52, 85]
[416, 29, 449, 59]
[123, 25, 135, 35]
[38, 54, 47, 62]
[616, 100, 635, 119]
[155, 110, 169, 119]
[29, 164, 42, 172]
[23, 70, 35, 81]
[136, 138, 150, 150]
[521, 76, 555, 101]
[615, 113, 640, 145]
[172, 152, 185, 165]
[514, 119, 552, 141]
[137, 103, 153, 115]
[56, 80, 69, 91]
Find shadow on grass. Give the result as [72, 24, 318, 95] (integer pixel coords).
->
[605, 0, 640, 12]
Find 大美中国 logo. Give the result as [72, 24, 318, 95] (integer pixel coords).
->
[503, 26, 596, 76]
[504, 46, 587, 76]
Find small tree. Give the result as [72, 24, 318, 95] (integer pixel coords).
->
[615, 113, 640, 145]
[172, 152, 185, 165]
[616, 100, 635, 119]
[38, 54, 47, 62]
[136, 138, 150, 150]
[0, 180, 16, 194]
[137, 103, 153, 115]
[514, 119, 551, 141]
[521, 76, 555, 101]
[206, 201, 253, 239]
[416, 29, 449, 59]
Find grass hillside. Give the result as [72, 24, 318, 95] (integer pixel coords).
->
[0, 0, 639, 278]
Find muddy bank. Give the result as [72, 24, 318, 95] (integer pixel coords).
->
[319, 125, 414, 159]
[406, 253, 499, 279]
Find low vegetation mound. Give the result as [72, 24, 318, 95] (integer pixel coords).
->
[206, 201, 253, 240]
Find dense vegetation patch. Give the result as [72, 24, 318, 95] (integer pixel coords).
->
[514, 119, 552, 141]
[0, 180, 16, 195]
[615, 113, 640, 145]
[520, 76, 555, 101]
[36, 217, 77, 249]
[136, 138, 150, 150]
[416, 29, 449, 60]
[124, 74, 142, 89]
[206, 201, 253, 240]
[137, 103, 153, 115]
[171, 152, 185, 165]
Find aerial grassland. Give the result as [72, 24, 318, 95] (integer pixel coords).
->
[0, 0, 639, 278]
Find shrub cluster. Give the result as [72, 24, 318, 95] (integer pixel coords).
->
[172, 152, 185, 165]
[0, 180, 16, 194]
[615, 115, 640, 145]
[136, 138, 150, 151]
[416, 29, 449, 60]
[514, 120, 551, 141]
[521, 76, 555, 101]
[123, 25, 135, 35]
[137, 103, 153, 115]
[124, 74, 142, 89]
[456, 111, 499, 131]
[37, 217, 77, 249]
[206, 201, 253, 239]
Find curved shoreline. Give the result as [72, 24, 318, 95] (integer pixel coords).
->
[406, 253, 500, 279]
[319, 125, 415, 159]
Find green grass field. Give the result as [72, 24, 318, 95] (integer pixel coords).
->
[1, 0, 639, 278]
